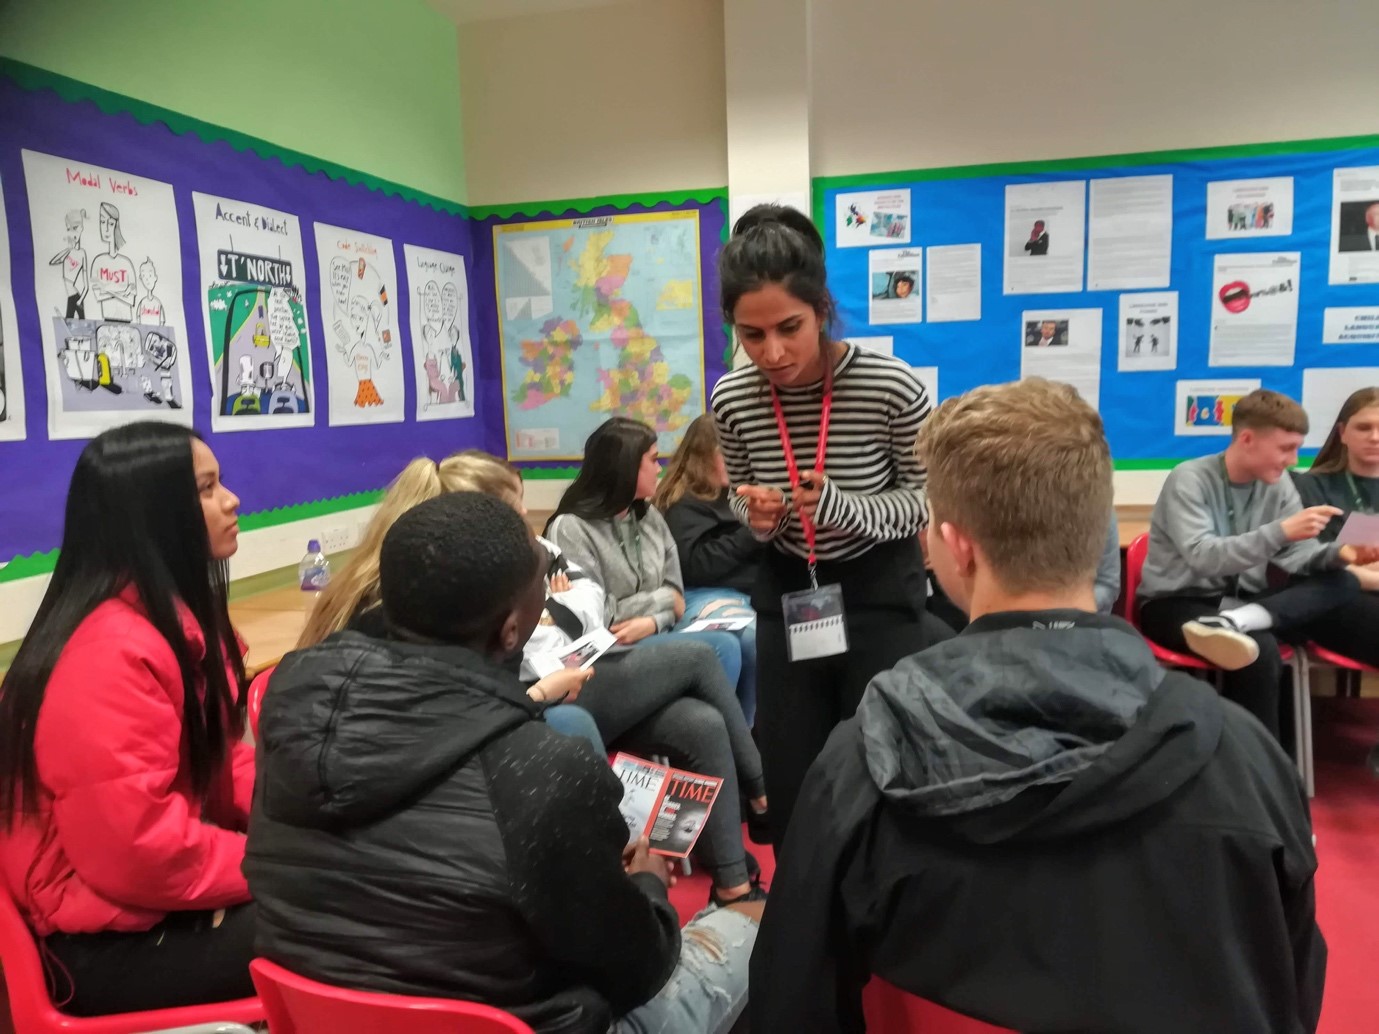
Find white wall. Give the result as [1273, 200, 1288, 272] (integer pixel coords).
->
[459, 0, 728, 205]
[810, 0, 1379, 178]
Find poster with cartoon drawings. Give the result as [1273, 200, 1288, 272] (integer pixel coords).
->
[192, 193, 314, 432]
[0, 174, 27, 442]
[402, 244, 474, 422]
[312, 223, 403, 427]
[21, 150, 192, 439]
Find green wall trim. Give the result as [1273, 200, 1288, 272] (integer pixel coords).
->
[0, 58, 471, 217]
[469, 189, 727, 222]
[1, 490, 386, 583]
[520, 467, 582, 480]
[237, 489, 386, 532]
[1111, 457, 1314, 472]
[1112, 459, 1183, 471]
[811, 132, 1379, 224]
[0, 551, 60, 584]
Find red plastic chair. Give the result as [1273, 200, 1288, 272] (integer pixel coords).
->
[1124, 534, 1216, 672]
[1126, 534, 1310, 794]
[247, 666, 274, 741]
[0, 888, 262, 1033]
[863, 979, 1015, 1032]
[1299, 643, 1378, 794]
[250, 958, 534, 1033]
[1306, 642, 1378, 699]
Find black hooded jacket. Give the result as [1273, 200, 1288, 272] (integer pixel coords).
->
[244, 631, 681, 1034]
[750, 610, 1325, 1033]
[662, 490, 763, 594]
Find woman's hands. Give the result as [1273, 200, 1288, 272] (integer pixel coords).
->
[737, 485, 786, 533]
[738, 475, 827, 532]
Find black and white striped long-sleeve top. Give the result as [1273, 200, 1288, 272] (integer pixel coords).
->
[709, 342, 931, 563]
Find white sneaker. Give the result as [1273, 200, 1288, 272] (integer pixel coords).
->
[1182, 616, 1259, 670]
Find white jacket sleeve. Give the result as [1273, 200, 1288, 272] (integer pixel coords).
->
[541, 536, 608, 633]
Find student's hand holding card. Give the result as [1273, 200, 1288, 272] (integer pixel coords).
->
[529, 667, 594, 704]
[623, 837, 672, 887]
[611, 616, 657, 645]
[1339, 543, 1379, 566]
[1349, 564, 1379, 593]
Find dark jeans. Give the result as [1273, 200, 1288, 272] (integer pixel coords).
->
[577, 640, 764, 891]
[753, 539, 953, 848]
[1139, 569, 1363, 742]
[43, 903, 256, 1016]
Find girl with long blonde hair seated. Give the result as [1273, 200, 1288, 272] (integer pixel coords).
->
[296, 455, 601, 749]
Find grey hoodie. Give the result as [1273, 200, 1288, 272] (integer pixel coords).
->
[547, 508, 684, 631]
[1139, 453, 1342, 601]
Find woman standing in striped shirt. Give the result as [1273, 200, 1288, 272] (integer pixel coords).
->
[711, 205, 950, 846]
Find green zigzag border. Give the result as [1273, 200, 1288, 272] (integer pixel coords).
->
[0, 58, 470, 216]
[1, 490, 386, 584]
[469, 190, 727, 222]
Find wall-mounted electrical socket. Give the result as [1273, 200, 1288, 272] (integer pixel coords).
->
[320, 524, 357, 555]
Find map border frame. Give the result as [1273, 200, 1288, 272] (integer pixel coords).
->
[493, 209, 707, 461]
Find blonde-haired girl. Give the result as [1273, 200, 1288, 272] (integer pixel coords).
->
[295, 452, 600, 748]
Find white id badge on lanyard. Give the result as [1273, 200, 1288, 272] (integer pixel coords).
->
[770, 377, 847, 662]
[782, 584, 848, 661]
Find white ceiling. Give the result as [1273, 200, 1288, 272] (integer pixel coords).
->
[428, 0, 628, 25]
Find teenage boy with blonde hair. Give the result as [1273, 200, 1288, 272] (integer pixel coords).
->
[750, 378, 1324, 1034]
[1139, 388, 1379, 741]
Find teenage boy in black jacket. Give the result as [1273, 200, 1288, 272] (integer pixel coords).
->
[750, 378, 1324, 1034]
[246, 492, 763, 1034]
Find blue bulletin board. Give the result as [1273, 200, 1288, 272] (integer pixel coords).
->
[813, 136, 1379, 466]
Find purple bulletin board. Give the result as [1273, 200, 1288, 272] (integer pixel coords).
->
[0, 62, 729, 573]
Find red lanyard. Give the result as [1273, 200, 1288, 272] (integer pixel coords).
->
[770, 379, 833, 573]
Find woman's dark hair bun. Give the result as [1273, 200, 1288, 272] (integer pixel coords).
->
[731, 203, 824, 255]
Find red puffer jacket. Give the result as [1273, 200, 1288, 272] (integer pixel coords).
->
[0, 587, 254, 936]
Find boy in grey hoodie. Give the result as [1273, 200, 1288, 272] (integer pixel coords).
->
[1139, 389, 1379, 741]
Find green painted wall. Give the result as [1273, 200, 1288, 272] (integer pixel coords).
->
[0, 0, 466, 203]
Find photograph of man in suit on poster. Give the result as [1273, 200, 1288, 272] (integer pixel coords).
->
[1339, 200, 1379, 252]
[1024, 219, 1050, 256]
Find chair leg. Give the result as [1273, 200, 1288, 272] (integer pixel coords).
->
[1294, 657, 1314, 799]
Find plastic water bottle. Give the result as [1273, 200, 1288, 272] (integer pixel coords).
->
[298, 539, 331, 591]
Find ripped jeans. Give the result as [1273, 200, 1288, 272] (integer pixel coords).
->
[614, 906, 757, 1034]
[676, 589, 758, 726]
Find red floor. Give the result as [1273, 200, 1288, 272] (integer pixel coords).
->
[670, 697, 1379, 1031]
[1310, 697, 1379, 1034]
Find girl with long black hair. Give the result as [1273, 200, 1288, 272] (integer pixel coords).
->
[0, 422, 255, 1015]
[545, 417, 746, 704]
[711, 204, 951, 846]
